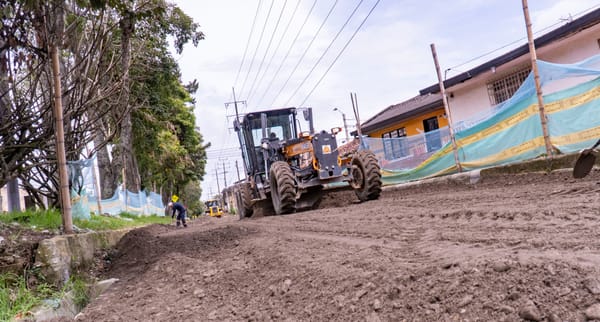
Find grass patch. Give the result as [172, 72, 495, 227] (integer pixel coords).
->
[0, 273, 100, 320]
[0, 273, 58, 321]
[75, 213, 171, 231]
[0, 209, 62, 230]
[0, 209, 171, 231]
[65, 275, 92, 310]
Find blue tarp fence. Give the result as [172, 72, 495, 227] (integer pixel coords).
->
[67, 157, 165, 217]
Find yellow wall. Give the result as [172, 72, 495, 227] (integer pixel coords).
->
[369, 108, 448, 138]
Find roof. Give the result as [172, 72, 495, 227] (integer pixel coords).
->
[361, 93, 442, 134]
[361, 7, 600, 134]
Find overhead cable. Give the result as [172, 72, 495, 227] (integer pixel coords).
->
[246, 0, 302, 104]
[267, 0, 340, 107]
[299, 0, 381, 106]
[285, 0, 369, 106]
[238, 0, 276, 99]
[254, 0, 318, 107]
[233, 0, 262, 88]
[245, 0, 290, 104]
[447, 3, 600, 74]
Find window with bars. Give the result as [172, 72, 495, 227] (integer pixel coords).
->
[487, 67, 531, 105]
[382, 127, 408, 160]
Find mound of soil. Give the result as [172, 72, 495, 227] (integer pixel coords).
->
[74, 169, 600, 321]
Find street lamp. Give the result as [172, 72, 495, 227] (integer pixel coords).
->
[333, 107, 350, 142]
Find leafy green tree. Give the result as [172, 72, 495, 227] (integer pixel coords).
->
[129, 35, 208, 202]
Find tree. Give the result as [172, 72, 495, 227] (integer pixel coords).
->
[95, 0, 205, 197]
[0, 0, 208, 221]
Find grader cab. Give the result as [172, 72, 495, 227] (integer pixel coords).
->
[232, 107, 381, 218]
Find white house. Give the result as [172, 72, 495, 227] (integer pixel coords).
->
[361, 7, 600, 169]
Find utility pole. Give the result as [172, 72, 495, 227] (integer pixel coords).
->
[235, 160, 241, 181]
[225, 87, 246, 125]
[222, 162, 228, 187]
[350, 93, 362, 137]
[333, 108, 350, 142]
[214, 168, 221, 194]
[225, 87, 248, 177]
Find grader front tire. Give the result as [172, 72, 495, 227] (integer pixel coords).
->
[269, 161, 296, 215]
[351, 150, 382, 202]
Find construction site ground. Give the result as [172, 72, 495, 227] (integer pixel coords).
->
[72, 167, 600, 321]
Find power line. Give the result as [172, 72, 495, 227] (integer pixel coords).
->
[267, 0, 340, 108]
[284, 0, 368, 106]
[234, 0, 262, 87]
[245, 0, 290, 104]
[446, 3, 600, 75]
[246, 0, 302, 104]
[254, 0, 318, 107]
[299, 0, 382, 106]
[238, 0, 276, 99]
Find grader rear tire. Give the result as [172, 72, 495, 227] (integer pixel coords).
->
[351, 150, 382, 201]
[234, 190, 244, 220]
[269, 161, 296, 215]
[236, 182, 253, 219]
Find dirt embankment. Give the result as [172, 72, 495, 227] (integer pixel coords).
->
[75, 169, 600, 321]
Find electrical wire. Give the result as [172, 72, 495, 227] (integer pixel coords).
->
[238, 0, 276, 99]
[233, 0, 262, 88]
[446, 3, 600, 74]
[244, 0, 289, 104]
[246, 0, 302, 104]
[267, 0, 340, 108]
[299, 0, 381, 106]
[212, 1, 268, 196]
[283, 0, 367, 106]
[254, 0, 318, 107]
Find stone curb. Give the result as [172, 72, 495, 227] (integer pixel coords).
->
[16, 278, 120, 322]
[34, 228, 132, 286]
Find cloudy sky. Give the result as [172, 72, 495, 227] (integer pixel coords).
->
[170, 0, 600, 199]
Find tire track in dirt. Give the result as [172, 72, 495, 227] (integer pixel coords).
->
[78, 169, 600, 321]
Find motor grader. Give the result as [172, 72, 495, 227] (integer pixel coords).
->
[204, 199, 223, 217]
[232, 107, 381, 218]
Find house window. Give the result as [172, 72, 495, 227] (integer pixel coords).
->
[382, 127, 408, 160]
[423, 117, 442, 152]
[487, 67, 531, 105]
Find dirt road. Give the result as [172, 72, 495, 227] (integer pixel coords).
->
[77, 169, 600, 321]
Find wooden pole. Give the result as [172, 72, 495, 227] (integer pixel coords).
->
[430, 43, 462, 172]
[122, 167, 127, 212]
[50, 45, 73, 233]
[91, 158, 103, 215]
[350, 92, 362, 137]
[522, 0, 553, 158]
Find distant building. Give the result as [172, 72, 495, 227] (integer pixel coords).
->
[0, 181, 30, 212]
[361, 8, 600, 164]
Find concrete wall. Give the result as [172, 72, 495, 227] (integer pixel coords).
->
[34, 229, 132, 286]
